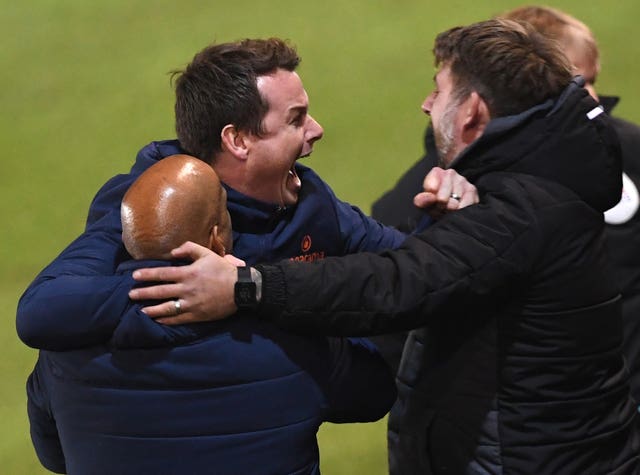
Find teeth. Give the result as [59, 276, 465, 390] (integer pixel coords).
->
[288, 168, 301, 188]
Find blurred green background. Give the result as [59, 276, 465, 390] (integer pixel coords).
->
[3, 0, 639, 473]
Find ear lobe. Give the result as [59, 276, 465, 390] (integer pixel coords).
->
[461, 92, 489, 140]
[221, 124, 249, 160]
[208, 225, 226, 256]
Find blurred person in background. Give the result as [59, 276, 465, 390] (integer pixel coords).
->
[26, 154, 398, 475]
[129, 19, 639, 474]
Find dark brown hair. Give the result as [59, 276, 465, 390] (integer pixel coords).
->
[172, 38, 300, 163]
[433, 18, 573, 117]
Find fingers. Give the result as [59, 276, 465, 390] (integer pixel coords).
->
[457, 189, 478, 208]
[413, 191, 437, 209]
[128, 241, 239, 326]
[171, 241, 214, 260]
[414, 192, 444, 219]
[424, 167, 454, 204]
[129, 282, 183, 302]
[140, 300, 199, 325]
[416, 167, 479, 219]
[132, 263, 187, 284]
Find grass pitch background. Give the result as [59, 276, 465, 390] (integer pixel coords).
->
[3, 0, 639, 472]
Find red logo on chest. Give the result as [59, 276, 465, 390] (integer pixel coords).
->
[301, 234, 312, 252]
[290, 234, 325, 262]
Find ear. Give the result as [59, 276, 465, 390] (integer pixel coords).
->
[460, 91, 490, 145]
[208, 225, 226, 256]
[220, 124, 249, 160]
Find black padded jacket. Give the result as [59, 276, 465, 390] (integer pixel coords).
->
[257, 82, 640, 474]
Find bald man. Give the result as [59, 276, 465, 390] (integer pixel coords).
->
[26, 154, 397, 475]
[121, 154, 232, 260]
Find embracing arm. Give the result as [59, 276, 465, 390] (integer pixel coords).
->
[323, 337, 397, 422]
[256, 191, 534, 336]
[27, 363, 66, 474]
[16, 175, 138, 350]
[16, 143, 183, 349]
[127, 180, 530, 328]
[126, 168, 480, 324]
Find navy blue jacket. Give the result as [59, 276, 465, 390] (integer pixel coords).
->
[19, 140, 406, 474]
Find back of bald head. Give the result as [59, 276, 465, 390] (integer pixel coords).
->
[500, 6, 600, 67]
[121, 155, 231, 260]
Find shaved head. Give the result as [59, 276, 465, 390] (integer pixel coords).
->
[121, 155, 232, 260]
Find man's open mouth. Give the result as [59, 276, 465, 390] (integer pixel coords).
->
[288, 165, 302, 190]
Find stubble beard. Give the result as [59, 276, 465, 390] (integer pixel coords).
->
[434, 100, 458, 168]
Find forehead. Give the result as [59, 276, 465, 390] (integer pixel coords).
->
[256, 69, 309, 111]
[434, 65, 454, 88]
[564, 44, 599, 80]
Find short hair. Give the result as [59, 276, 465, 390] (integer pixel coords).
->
[433, 18, 573, 117]
[501, 6, 600, 77]
[172, 38, 301, 163]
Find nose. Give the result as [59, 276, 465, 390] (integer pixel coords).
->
[421, 93, 434, 116]
[306, 115, 324, 144]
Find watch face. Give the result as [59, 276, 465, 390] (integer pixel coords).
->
[235, 268, 257, 309]
[236, 283, 256, 304]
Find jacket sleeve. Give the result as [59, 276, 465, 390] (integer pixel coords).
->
[256, 180, 539, 336]
[322, 337, 397, 423]
[16, 174, 139, 350]
[27, 361, 66, 474]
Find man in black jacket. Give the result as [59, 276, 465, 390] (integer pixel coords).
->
[130, 19, 640, 474]
[372, 5, 640, 410]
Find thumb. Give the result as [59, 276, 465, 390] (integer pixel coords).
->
[224, 254, 246, 267]
[414, 191, 437, 209]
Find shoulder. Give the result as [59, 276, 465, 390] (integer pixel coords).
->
[469, 172, 600, 236]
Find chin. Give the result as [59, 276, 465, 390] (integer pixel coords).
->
[281, 192, 299, 207]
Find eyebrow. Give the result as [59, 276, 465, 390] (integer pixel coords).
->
[287, 105, 308, 119]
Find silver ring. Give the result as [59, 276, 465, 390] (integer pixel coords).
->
[450, 192, 461, 201]
[174, 299, 182, 315]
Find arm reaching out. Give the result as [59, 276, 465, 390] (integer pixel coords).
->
[129, 169, 479, 326]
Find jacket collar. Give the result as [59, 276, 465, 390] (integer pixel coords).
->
[451, 77, 622, 212]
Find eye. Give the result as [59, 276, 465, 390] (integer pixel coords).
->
[291, 114, 305, 127]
